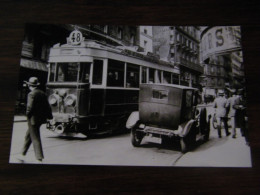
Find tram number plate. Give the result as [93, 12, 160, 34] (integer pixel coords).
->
[144, 135, 162, 144]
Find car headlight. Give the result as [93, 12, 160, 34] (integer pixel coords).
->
[64, 94, 76, 106]
[48, 94, 59, 106]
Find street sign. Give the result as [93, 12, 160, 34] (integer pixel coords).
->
[69, 30, 83, 45]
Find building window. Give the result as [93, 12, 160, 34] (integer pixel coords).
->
[144, 40, 147, 52]
[144, 29, 147, 34]
[217, 66, 221, 75]
[211, 65, 214, 74]
[104, 25, 108, 34]
[117, 28, 122, 39]
[176, 33, 180, 42]
[130, 34, 135, 45]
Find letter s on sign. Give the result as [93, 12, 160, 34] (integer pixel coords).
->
[215, 28, 224, 47]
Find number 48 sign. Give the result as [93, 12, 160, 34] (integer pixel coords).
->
[69, 30, 84, 45]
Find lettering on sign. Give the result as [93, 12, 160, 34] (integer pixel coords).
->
[69, 30, 84, 45]
[201, 26, 241, 61]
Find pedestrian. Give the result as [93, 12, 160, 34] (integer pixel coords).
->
[213, 89, 230, 138]
[18, 77, 53, 163]
[226, 89, 240, 139]
[235, 89, 249, 144]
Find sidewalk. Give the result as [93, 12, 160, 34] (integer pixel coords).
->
[175, 129, 252, 167]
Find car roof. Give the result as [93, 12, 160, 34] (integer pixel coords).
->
[141, 83, 197, 90]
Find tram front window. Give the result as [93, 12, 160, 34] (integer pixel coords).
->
[57, 63, 79, 82]
[79, 63, 91, 83]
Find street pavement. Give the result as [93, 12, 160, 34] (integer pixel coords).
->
[9, 106, 252, 167]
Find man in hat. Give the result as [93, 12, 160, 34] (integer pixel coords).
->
[213, 89, 230, 138]
[227, 89, 241, 138]
[19, 77, 52, 162]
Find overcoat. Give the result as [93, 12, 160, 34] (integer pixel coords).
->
[26, 88, 53, 125]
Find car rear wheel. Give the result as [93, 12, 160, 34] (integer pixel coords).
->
[131, 126, 144, 147]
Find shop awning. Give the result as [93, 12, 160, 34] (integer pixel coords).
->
[20, 58, 48, 72]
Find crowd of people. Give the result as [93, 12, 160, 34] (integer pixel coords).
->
[212, 88, 249, 145]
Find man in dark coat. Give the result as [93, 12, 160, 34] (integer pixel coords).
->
[20, 77, 52, 162]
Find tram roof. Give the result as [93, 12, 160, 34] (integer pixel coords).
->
[52, 40, 175, 67]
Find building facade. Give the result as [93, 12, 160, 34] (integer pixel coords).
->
[139, 26, 153, 53]
[66, 25, 139, 47]
[200, 26, 243, 96]
[152, 26, 203, 87]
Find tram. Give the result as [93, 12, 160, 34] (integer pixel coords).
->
[46, 31, 180, 136]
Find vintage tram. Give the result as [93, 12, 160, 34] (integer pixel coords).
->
[46, 33, 180, 136]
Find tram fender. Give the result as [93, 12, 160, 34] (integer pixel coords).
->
[126, 111, 139, 129]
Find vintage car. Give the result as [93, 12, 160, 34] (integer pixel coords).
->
[126, 83, 210, 153]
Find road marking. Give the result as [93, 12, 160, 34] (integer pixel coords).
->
[171, 153, 185, 166]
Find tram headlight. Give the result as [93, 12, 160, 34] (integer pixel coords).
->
[48, 94, 59, 106]
[64, 94, 77, 107]
[58, 89, 67, 98]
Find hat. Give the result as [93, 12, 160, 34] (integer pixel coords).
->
[229, 88, 236, 94]
[218, 89, 224, 96]
[24, 77, 40, 87]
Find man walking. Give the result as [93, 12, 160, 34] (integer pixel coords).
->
[213, 90, 230, 138]
[19, 77, 52, 162]
[227, 89, 243, 139]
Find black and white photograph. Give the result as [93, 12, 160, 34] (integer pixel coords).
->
[9, 24, 251, 167]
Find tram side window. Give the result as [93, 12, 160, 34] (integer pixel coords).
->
[92, 60, 103, 85]
[163, 71, 171, 84]
[107, 59, 124, 87]
[172, 73, 179, 84]
[57, 63, 78, 82]
[126, 63, 139, 88]
[141, 67, 147, 83]
[79, 63, 91, 83]
[49, 63, 55, 82]
[149, 68, 155, 83]
[155, 70, 162, 83]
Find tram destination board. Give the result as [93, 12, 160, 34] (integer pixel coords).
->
[9, 24, 252, 167]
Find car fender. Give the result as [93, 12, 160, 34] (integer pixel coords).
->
[177, 119, 196, 137]
[126, 111, 139, 129]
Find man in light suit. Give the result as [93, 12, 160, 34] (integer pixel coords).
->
[227, 89, 241, 138]
[213, 90, 230, 138]
[20, 77, 53, 162]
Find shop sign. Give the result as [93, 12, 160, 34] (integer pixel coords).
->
[201, 26, 241, 61]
